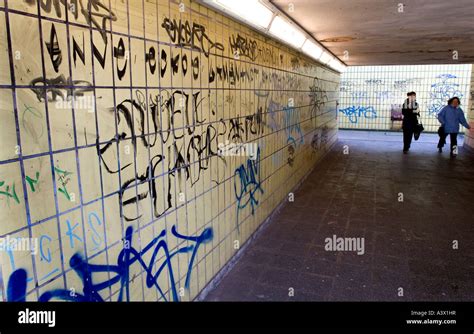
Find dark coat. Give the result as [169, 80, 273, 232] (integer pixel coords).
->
[402, 98, 419, 130]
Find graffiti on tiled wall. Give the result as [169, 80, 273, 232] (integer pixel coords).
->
[338, 65, 471, 132]
[0, 0, 339, 301]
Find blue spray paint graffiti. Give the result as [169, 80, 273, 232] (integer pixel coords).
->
[339, 106, 377, 123]
[66, 219, 83, 247]
[428, 74, 464, 116]
[7, 225, 213, 302]
[234, 148, 264, 231]
[87, 212, 103, 251]
[376, 90, 392, 101]
[283, 106, 303, 145]
[39, 235, 52, 262]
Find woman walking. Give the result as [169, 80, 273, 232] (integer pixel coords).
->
[437, 97, 471, 156]
[402, 92, 420, 153]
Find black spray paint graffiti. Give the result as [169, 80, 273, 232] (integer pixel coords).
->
[290, 57, 300, 71]
[45, 24, 62, 73]
[257, 45, 275, 64]
[309, 77, 328, 116]
[24, 0, 117, 42]
[208, 59, 259, 86]
[98, 90, 228, 221]
[30, 21, 136, 99]
[2, 2, 340, 304]
[20, 8, 315, 226]
[161, 18, 224, 57]
[114, 38, 128, 81]
[96, 84, 291, 223]
[227, 109, 265, 144]
[229, 34, 257, 61]
[30, 75, 93, 102]
[154, 49, 194, 82]
[71, 28, 109, 69]
[35, 14, 162, 101]
[145, 46, 157, 75]
[159, 48, 200, 81]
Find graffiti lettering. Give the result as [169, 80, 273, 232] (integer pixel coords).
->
[339, 105, 377, 124]
[229, 34, 257, 61]
[234, 148, 263, 230]
[161, 18, 224, 57]
[7, 225, 213, 302]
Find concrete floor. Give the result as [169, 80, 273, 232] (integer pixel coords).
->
[205, 130, 474, 301]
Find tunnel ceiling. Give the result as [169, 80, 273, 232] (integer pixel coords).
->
[271, 0, 474, 65]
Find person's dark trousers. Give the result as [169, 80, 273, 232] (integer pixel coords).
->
[449, 133, 458, 153]
[403, 128, 414, 151]
[438, 132, 458, 152]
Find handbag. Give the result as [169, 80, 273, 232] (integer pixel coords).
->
[413, 116, 424, 140]
[437, 126, 446, 146]
[437, 126, 445, 136]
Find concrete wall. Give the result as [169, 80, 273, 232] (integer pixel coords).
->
[339, 65, 472, 132]
[0, 0, 339, 301]
[463, 64, 474, 149]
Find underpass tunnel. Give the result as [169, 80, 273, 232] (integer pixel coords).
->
[0, 0, 472, 304]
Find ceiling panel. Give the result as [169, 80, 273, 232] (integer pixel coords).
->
[271, 0, 474, 65]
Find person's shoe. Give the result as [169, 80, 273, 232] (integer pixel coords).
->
[438, 147, 442, 153]
[403, 150, 408, 154]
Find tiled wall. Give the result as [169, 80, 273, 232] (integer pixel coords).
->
[0, 0, 339, 301]
[339, 65, 472, 132]
[464, 64, 474, 149]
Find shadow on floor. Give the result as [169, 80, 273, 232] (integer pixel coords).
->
[204, 130, 474, 301]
